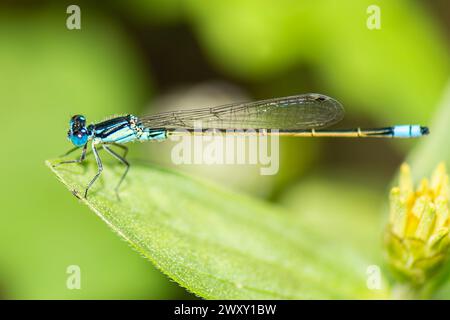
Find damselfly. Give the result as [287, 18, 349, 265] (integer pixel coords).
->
[57, 93, 429, 198]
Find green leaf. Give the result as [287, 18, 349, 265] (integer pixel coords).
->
[46, 158, 388, 299]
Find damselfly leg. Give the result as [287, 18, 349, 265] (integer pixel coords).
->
[54, 143, 88, 167]
[55, 142, 129, 199]
[103, 144, 129, 200]
[110, 143, 129, 159]
[59, 146, 81, 158]
[84, 143, 103, 199]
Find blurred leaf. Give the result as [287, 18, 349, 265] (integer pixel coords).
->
[118, 0, 183, 24]
[47, 159, 389, 299]
[313, 0, 449, 123]
[408, 81, 450, 181]
[186, 0, 448, 122]
[0, 6, 177, 299]
[186, 0, 306, 78]
[280, 175, 386, 263]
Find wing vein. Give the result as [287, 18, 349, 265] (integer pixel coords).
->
[138, 94, 344, 130]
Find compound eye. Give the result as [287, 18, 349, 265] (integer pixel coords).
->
[70, 115, 86, 127]
[69, 128, 89, 147]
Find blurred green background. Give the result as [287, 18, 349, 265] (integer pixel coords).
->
[0, 0, 448, 299]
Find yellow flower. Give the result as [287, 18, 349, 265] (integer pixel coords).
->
[385, 163, 449, 286]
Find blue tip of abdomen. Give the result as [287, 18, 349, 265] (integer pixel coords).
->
[393, 125, 429, 138]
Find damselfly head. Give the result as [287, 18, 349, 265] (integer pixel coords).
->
[68, 115, 90, 147]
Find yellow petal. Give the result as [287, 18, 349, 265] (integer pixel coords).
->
[399, 163, 413, 198]
[434, 196, 449, 230]
[431, 162, 447, 191]
[417, 179, 430, 196]
[415, 201, 436, 241]
[390, 187, 408, 237]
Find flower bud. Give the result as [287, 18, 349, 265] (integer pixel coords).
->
[385, 163, 449, 286]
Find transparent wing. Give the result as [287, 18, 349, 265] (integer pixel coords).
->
[138, 93, 344, 130]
